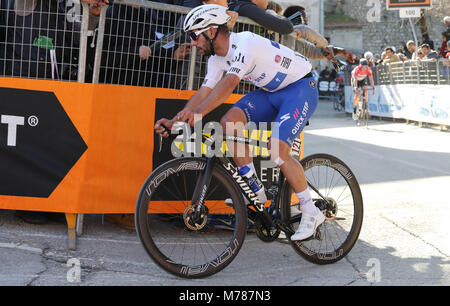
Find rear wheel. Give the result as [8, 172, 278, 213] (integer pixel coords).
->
[135, 157, 247, 278]
[280, 154, 363, 265]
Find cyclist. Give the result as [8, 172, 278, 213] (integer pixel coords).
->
[351, 58, 375, 116]
[155, 4, 324, 241]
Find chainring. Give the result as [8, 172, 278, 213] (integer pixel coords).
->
[254, 217, 281, 243]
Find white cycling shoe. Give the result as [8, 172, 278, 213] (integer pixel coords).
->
[291, 210, 325, 241]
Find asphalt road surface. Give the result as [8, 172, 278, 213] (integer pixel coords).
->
[1, 99, 449, 286]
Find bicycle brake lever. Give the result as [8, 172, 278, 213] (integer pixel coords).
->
[157, 123, 170, 153]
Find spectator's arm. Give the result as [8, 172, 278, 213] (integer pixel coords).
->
[295, 40, 326, 60]
[234, 2, 293, 34]
[293, 25, 328, 49]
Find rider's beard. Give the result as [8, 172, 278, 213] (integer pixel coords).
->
[199, 43, 212, 57]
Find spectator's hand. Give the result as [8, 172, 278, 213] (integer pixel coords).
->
[332, 47, 354, 63]
[155, 118, 173, 138]
[173, 43, 191, 61]
[139, 46, 152, 61]
[81, 0, 110, 5]
[294, 29, 303, 40]
[227, 11, 238, 30]
[89, 4, 102, 16]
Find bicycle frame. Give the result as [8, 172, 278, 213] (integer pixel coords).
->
[158, 124, 325, 235]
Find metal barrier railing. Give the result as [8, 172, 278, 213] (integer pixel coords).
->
[0, 0, 282, 94]
[345, 59, 450, 86]
[4, 1, 446, 91]
[90, 0, 278, 93]
[0, 0, 83, 82]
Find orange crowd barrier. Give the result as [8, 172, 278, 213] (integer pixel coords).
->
[0, 77, 303, 215]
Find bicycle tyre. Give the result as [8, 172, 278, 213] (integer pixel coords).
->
[135, 157, 247, 278]
[280, 154, 363, 265]
[364, 104, 369, 128]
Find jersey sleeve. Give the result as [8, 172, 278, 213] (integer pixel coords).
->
[226, 37, 256, 80]
[202, 56, 226, 89]
[367, 67, 373, 77]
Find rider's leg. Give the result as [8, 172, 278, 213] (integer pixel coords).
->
[221, 91, 277, 204]
[353, 88, 360, 113]
[268, 139, 316, 214]
[363, 85, 369, 103]
[269, 77, 325, 240]
[220, 107, 252, 167]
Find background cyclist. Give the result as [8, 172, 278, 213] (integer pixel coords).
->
[351, 58, 375, 115]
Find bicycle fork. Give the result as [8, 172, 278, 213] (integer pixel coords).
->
[189, 157, 215, 223]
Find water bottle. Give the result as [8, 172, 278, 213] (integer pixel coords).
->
[239, 166, 267, 204]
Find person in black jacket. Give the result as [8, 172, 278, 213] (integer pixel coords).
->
[1, 0, 80, 80]
[229, 0, 293, 34]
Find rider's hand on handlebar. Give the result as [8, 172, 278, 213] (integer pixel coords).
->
[154, 118, 173, 138]
[175, 109, 203, 127]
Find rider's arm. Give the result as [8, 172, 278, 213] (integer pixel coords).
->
[181, 86, 212, 115]
[192, 74, 241, 119]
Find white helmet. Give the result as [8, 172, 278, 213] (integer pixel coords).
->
[364, 51, 373, 60]
[183, 4, 231, 33]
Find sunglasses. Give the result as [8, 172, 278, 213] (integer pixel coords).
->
[188, 26, 218, 41]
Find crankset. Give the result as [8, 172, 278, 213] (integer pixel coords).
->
[254, 217, 281, 242]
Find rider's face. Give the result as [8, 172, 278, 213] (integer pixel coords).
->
[190, 29, 213, 56]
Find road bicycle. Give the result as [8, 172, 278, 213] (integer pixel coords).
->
[135, 125, 363, 278]
[353, 92, 370, 128]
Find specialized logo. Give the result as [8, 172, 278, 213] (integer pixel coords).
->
[275, 55, 281, 63]
[0, 87, 87, 198]
[279, 113, 290, 126]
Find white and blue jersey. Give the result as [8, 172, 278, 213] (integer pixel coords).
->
[202, 31, 318, 146]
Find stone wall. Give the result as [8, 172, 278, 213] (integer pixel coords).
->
[325, 0, 450, 56]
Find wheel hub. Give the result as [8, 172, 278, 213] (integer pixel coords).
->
[183, 206, 208, 231]
[324, 197, 338, 221]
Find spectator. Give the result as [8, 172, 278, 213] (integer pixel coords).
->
[381, 47, 401, 65]
[364, 51, 377, 67]
[439, 17, 450, 58]
[446, 40, 450, 60]
[320, 66, 333, 81]
[420, 43, 439, 61]
[406, 40, 417, 60]
[421, 33, 434, 50]
[2, 0, 81, 80]
[396, 48, 408, 61]
[312, 66, 320, 83]
[228, 0, 294, 34]
[440, 31, 449, 58]
[0, 0, 7, 75]
[417, 49, 425, 60]
[283, 5, 308, 25]
[267, 1, 282, 15]
[282, 6, 353, 64]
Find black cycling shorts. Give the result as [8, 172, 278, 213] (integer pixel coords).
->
[356, 77, 368, 88]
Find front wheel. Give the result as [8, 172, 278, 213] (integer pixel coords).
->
[280, 154, 363, 265]
[135, 157, 247, 278]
